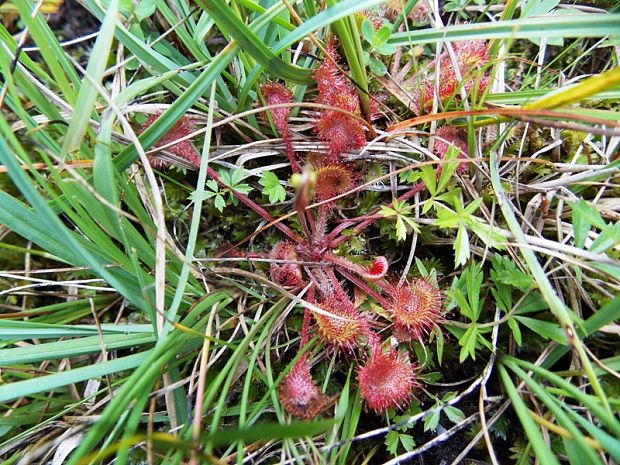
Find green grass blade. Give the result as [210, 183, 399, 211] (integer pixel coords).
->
[506, 362, 604, 465]
[326, 1, 369, 118]
[61, 0, 119, 156]
[524, 66, 620, 111]
[503, 355, 620, 437]
[12, 0, 79, 103]
[389, 15, 620, 46]
[498, 364, 562, 465]
[565, 409, 620, 462]
[0, 120, 151, 312]
[0, 351, 149, 403]
[113, 43, 237, 171]
[0, 321, 152, 339]
[488, 133, 611, 415]
[0, 334, 155, 365]
[161, 82, 217, 336]
[196, 0, 312, 83]
[272, 0, 385, 52]
[487, 89, 620, 105]
[63, 292, 229, 463]
[204, 420, 336, 446]
[0, 191, 80, 265]
[81, 0, 201, 86]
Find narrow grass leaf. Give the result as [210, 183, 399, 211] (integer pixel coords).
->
[12, 0, 79, 103]
[565, 409, 620, 462]
[0, 321, 152, 339]
[272, 0, 386, 52]
[0, 351, 149, 403]
[544, 296, 620, 369]
[0, 333, 155, 365]
[514, 316, 566, 344]
[489, 137, 611, 413]
[204, 420, 335, 446]
[196, 0, 312, 83]
[525, 66, 620, 111]
[0, 123, 151, 312]
[61, 0, 119, 155]
[64, 293, 229, 464]
[504, 355, 620, 436]
[508, 363, 604, 465]
[498, 364, 561, 465]
[389, 15, 620, 46]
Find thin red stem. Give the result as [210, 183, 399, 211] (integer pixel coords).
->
[338, 269, 391, 309]
[314, 205, 329, 242]
[324, 267, 346, 296]
[283, 131, 301, 173]
[329, 181, 426, 248]
[323, 252, 366, 277]
[207, 167, 302, 243]
[305, 266, 328, 293]
[306, 208, 317, 237]
[299, 308, 313, 348]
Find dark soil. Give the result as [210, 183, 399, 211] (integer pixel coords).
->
[46, 0, 99, 42]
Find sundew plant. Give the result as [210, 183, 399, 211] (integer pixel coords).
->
[0, 0, 619, 464]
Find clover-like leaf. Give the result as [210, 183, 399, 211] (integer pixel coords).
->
[259, 171, 287, 203]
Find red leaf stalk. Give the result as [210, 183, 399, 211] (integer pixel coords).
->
[419, 40, 491, 112]
[434, 125, 469, 175]
[327, 181, 426, 249]
[260, 82, 300, 172]
[324, 253, 389, 282]
[269, 241, 304, 288]
[140, 113, 201, 168]
[207, 167, 302, 243]
[313, 40, 366, 161]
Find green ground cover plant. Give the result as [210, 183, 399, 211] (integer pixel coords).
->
[0, 0, 619, 463]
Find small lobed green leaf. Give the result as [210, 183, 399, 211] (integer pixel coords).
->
[423, 409, 441, 432]
[380, 205, 398, 218]
[434, 325, 444, 365]
[436, 145, 461, 194]
[514, 316, 566, 344]
[259, 171, 287, 203]
[508, 317, 523, 346]
[385, 430, 401, 455]
[399, 433, 416, 452]
[458, 325, 477, 363]
[395, 217, 407, 242]
[375, 24, 391, 44]
[134, 0, 156, 21]
[520, 0, 560, 18]
[454, 225, 470, 267]
[214, 194, 226, 212]
[361, 19, 375, 43]
[499, 268, 533, 290]
[368, 56, 387, 76]
[444, 405, 465, 424]
[375, 42, 397, 55]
